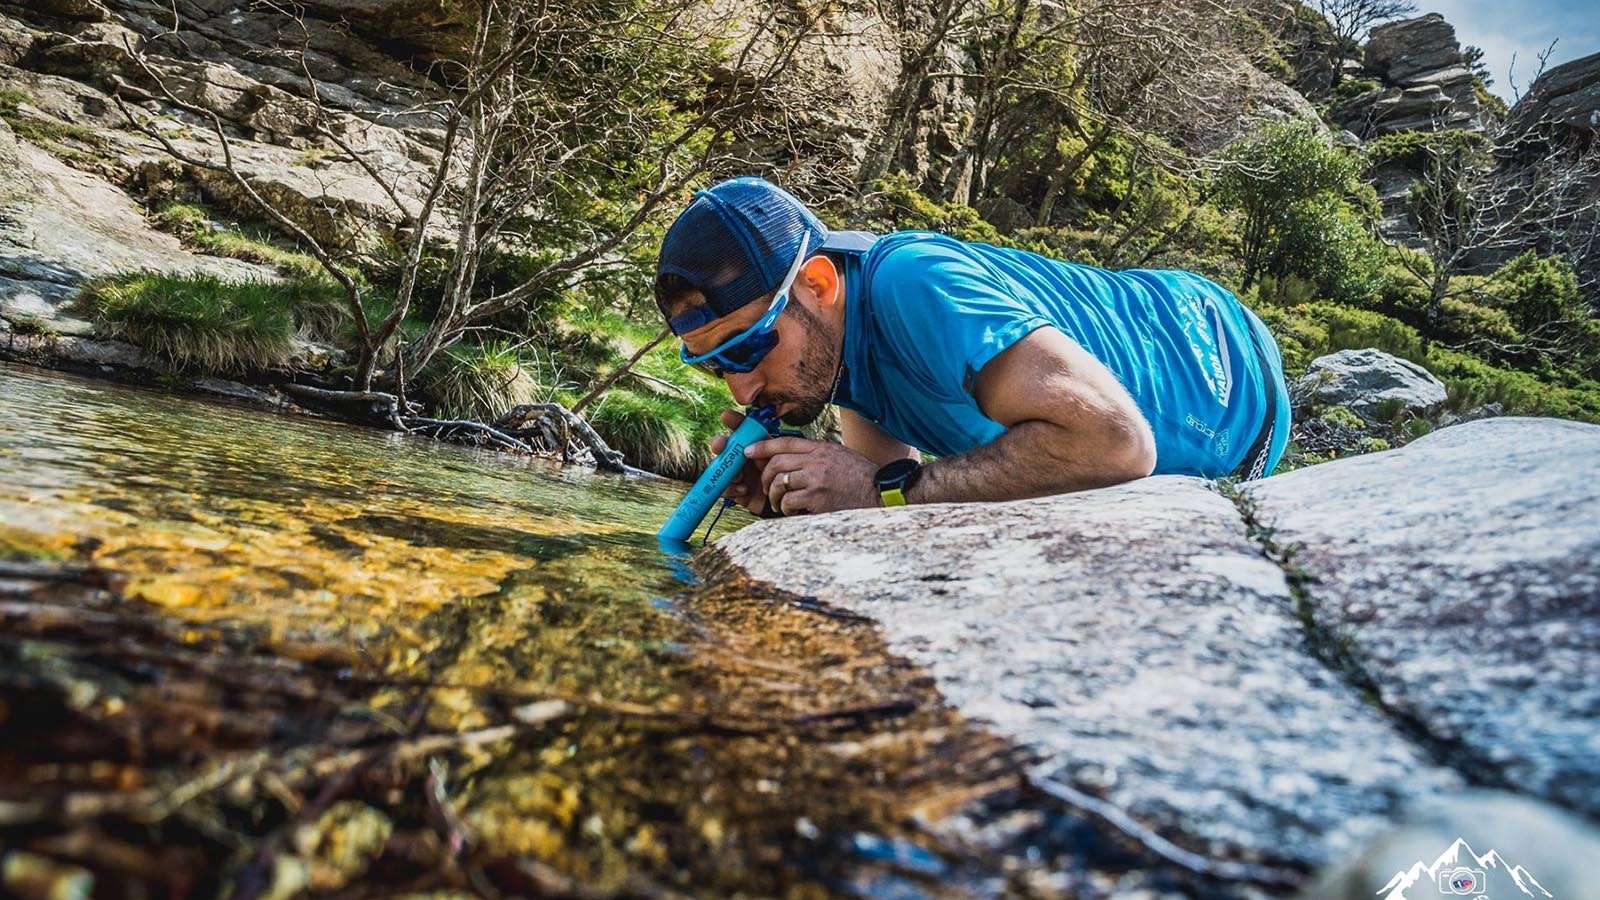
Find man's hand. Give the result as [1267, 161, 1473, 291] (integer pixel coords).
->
[746, 436, 880, 515]
[710, 409, 774, 515]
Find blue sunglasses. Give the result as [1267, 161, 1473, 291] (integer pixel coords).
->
[680, 233, 810, 377]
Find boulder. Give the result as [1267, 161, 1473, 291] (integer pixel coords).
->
[1244, 418, 1600, 819]
[709, 416, 1600, 888]
[714, 477, 1463, 874]
[1294, 349, 1447, 424]
[1354, 15, 1481, 137]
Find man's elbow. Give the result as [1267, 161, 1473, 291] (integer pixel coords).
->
[1115, 413, 1157, 481]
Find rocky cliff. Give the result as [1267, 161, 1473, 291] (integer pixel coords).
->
[1344, 13, 1483, 137]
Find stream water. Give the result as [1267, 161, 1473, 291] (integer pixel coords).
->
[0, 363, 1041, 898]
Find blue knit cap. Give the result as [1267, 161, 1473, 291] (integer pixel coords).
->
[655, 177, 829, 335]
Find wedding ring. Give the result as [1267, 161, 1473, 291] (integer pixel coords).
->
[782, 472, 792, 489]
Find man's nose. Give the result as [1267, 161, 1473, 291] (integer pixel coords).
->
[724, 370, 763, 406]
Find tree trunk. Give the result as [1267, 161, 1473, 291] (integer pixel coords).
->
[572, 327, 671, 414]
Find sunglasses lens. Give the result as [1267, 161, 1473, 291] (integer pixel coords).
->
[720, 329, 778, 370]
[684, 327, 779, 378]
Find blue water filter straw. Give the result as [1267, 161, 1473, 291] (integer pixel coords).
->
[658, 405, 781, 543]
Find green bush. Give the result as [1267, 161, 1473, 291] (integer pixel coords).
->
[837, 174, 1004, 244]
[1268, 195, 1386, 303]
[1426, 347, 1600, 421]
[1315, 303, 1427, 363]
[585, 388, 700, 478]
[418, 341, 544, 421]
[1365, 129, 1487, 170]
[1436, 294, 1521, 352]
[81, 272, 347, 371]
[1333, 78, 1380, 102]
[1485, 252, 1600, 379]
[1215, 120, 1363, 289]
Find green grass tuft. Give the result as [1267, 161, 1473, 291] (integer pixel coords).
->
[80, 271, 348, 372]
[585, 388, 700, 478]
[418, 341, 544, 421]
[151, 203, 330, 280]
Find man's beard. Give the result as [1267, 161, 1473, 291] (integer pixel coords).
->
[762, 301, 840, 426]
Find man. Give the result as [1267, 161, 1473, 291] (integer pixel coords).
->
[654, 177, 1290, 517]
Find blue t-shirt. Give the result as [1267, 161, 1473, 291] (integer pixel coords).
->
[832, 231, 1283, 477]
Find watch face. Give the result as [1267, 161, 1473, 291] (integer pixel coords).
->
[876, 457, 920, 488]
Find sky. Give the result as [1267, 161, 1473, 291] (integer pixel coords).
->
[1411, 0, 1600, 103]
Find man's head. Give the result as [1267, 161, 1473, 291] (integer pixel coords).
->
[655, 177, 845, 425]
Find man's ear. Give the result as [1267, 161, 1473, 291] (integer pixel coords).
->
[798, 255, 840, 308]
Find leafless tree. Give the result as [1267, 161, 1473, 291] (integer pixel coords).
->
[114, 0, 812, 408]
[1315, 0, 1416, 54]
[1392, 122, 1600, 354]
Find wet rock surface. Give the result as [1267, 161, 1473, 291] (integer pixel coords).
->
[1244, 418, 1600, 819]
[715, 478, 1464, 874]
[713, 416, 1600, 887]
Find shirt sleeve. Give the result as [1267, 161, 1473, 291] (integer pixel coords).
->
[865, 238, 1051, 398]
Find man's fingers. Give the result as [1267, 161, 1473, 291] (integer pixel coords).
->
[759, 453, 808, 494]
[710, 434, 728, 454]
[745, 436, 815, 460]
[779, 485, 811, 516]
[719, 409, 746, 429]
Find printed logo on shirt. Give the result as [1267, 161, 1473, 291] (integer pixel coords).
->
[1176, 292, 1233, 408]
[1206, 300, 1234, 407]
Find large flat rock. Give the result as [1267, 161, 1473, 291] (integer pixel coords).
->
[714, 477, 1461, 872]
[1244, 417, 1600, 819]
[0, 121, 272, 335]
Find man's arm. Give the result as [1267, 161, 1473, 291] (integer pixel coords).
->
[839, 408, 919, 467]
[748, 326, 1155, 513]
[907, 326, 1155, 502]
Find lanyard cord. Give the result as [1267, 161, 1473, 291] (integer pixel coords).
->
[699, 498, 735, 546]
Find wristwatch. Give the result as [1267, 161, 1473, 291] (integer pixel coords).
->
[874, 458, 923, 507]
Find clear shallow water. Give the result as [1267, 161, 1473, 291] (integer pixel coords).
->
[0, 363, 1016, 898]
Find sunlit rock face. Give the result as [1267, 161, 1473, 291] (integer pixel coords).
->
[1245, 417, 1600, 819]
[714, 416, 1600, 877]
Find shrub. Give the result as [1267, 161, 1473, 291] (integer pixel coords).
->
[418, 341, 544, 421]
[1268, 195, 1386, 303]
[1215, 120, 1363, 289]
[1315, 303, 1427, 363]
[1425, 347, 1600, 422]
[80, 272, 347, 371]
[1484, 252, 1599, 379]
[1436, 294, 1521, 354]
[585, 388, 700, 478]
[836, 175, 1004, 244]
